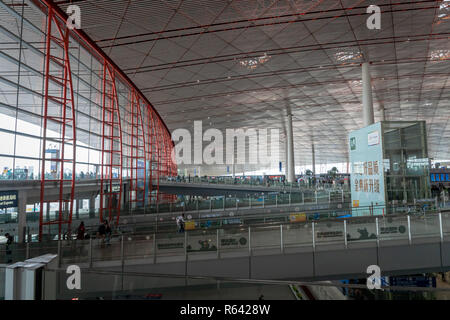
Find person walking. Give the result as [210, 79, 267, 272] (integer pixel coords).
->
[97, 220, 106, 245]
[104, 220, 112, 245]
[4, 233, 13, 263]
[77, 221, 85, 240]
[176, 214, 185, 233]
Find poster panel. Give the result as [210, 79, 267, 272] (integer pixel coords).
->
[349, 122, 386, 216]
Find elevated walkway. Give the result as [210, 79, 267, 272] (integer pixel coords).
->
[5, 211, 450, 297]
[0, 179, 348, 201]
[157, 180, 341, 196]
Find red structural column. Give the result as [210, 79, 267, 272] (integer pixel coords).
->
[129, 89, 147, 210]
[147, 109, 154, 205]
[39, 6, 77, 241]
[99, 61, 123, 226]
[35, 0, 177, 229]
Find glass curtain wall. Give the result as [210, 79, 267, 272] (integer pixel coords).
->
[382, 121, 431, 203]
[0, 0, 176, 185]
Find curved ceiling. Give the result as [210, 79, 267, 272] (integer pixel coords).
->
[54, 0, 450, 173]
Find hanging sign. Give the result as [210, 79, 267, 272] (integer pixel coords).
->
[0, 191, 18, 209]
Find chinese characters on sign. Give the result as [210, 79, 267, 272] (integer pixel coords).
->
[354, 160, 381, 194]
[350, 123, 386, 216]
[0, 191, 18, 209]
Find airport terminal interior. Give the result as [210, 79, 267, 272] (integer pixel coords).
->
[0, 0, 449, 300]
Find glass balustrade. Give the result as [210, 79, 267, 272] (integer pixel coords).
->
[0, 209, 448, 265]
[314, 220, 346, 246]
[377, 215, 409, 242]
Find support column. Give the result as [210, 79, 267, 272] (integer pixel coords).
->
[89, 196, 96, 219]
[362, 62, 374, 127]
[284, 134, 288, 178]
[75, 199, 81, 220]
[18, 190, 27, 244]
[286, 114, 295, 183]
[312, 143, 316, 178]
[379, 106, 385, 122]
[232, 158, 235, 179]
[46, 201, 50, 221]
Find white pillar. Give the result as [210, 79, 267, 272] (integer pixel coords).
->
[76, 199, 81, 220]
[380, 106, 385, 122]
[286, 114, 295, 183]
[89, 196, 96, 219]
[312, 143, 316, 177]
[18, 190, 27, 244]
[232, 158, 235, 179]
[284, 135, 288, 178]
[362, 62, 374, 127]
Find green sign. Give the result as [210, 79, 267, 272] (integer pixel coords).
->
[350, 137, 356, 150]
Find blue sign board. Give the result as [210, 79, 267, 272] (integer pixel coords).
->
[389, 276, 436, 288]
[431, 173, 449, 182]
[0, 190, 18, 209]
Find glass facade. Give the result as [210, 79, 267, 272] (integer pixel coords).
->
[0, 0, 175, 183]
[0, 1, 176, 234]
[382, 121, 431, 203]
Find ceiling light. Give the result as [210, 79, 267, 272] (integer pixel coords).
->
[430, 49, 450, 61]
[348, 80, 362, 87]
[239, 53, 271, 70]
[334, 50, 363, 63]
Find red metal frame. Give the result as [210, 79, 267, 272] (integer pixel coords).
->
[34, 0, 177, 239]
[129, 89, 147, 210]
[99, 61, 123, 226]
[146, 109, 154, 205]
[155, 118, 164, 203]
[39, 6, 77, 241]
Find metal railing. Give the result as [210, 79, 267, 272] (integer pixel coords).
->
[159, 176, 350, 191]
[13, 189, 350, 225]
[3, 208, 449, 267]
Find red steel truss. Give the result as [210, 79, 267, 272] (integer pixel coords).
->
[155, 117, 164, 203]
[99, 61, 123, 226]
[34, 0, 176, 240]
[129, 89, 147, 210]
[39, 6, 77, 241]
[147, 110, 157, 205]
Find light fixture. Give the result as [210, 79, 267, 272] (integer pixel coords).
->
[239, 52, 271, 70]
[430, 49, 450, 61]
[334, 50, 362, 63]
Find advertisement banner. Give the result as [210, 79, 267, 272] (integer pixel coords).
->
[349, 122, 386, 216]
